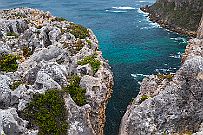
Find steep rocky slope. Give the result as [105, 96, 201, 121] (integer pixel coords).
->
[0, 8, 113, 135]
[119, 14, 203, 135]
[141, 0, 203, 36]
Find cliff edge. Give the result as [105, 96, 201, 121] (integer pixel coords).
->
[0, 8, 113, 135]
[141, 0, 203, 36]
[119, 9, 203, 135]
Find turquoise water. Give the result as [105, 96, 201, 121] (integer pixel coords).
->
[0, 0, 187, 135]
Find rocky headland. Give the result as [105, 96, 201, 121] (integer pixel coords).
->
[119, 4, 203, 135]
[0, 8, 113, 135]
[141, 0, 203, 37]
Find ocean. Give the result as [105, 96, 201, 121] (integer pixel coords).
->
[0, 0, 187, 134]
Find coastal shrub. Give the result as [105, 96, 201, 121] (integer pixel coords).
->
[52, 17, 66, 22]
[77, 55, 101, 74]
[86, 39, 93, 48]
[140, 95, 150, 102]
[68, 23, 90, 39]
[22, 47, 32, 57]
[0, 54, 19, 72]
[65, 75, 86, 106]
[179, 131, 192, 135]
[6, 32, 18, 38]
[75, 39, 84, 51]
[10, 80, 23, 91]
[36, 25, 43, 29]
[157, 74, 174, 81]
[20, 89, 68, 135]
[15, 12, 26, 18]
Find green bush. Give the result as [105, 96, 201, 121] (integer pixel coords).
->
[10, 80, 23, 91]
[86, 39, 93, 48]
[52, 17, 66, 22]
[65, 75, 86, 106]
[77, 55, 101, 74]
[6, 32, 18, 38]
[68, 23, 90, 39]
[75, 39, 84, 51]
[0, 54, 19, 72]
[140, 95, 150, 102]
[157, 74, 174, 81]
[20, 89, 68, 135]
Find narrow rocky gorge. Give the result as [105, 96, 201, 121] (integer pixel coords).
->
[0, 8, 113, 135]
[119, 5, 203, 135]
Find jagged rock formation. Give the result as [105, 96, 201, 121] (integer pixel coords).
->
[141, 0, 203, 36]
[119, 14, 203, 135]
[0, 8, 113, 135]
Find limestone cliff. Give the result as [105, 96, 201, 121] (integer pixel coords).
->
[0, 8, 113, 135]
[119, 12, 203, 135]
[141, 0, 203, 36]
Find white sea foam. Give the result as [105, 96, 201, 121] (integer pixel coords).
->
[139, 1, 146, 3]
[112, 6, 136, 10]
[170, 37, 187, 43]
[155, 67, 178, 73]
[137, 8, 149, 15]
[131, 73, 149, 79]
[169, 52, 182, 59]
[110, 10, 127, 13]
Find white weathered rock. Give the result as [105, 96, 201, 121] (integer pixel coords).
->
[34, 71, 61, 90]
[0, 8, 113, 135]
[0, 108, 28, 135]
[64, 94, 95, 135]
[0, 75, 12, 109]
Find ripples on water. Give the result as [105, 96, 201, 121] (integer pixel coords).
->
[0, 0, 188, 134]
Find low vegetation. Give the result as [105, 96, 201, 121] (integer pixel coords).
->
[140, 95, 151, 102]
[52, 17, 66, 22]
[6, 32, 18, 38]
[20, 89, 69, 135]
[22, 47, 32, 57]
[68, 23, 90, 39]
[0, 54, 20, 72]
[77, 55, 101, 74]
[64, 75, 87, 106]
[75, 39, 84, 51]
[157, 73, 174, 81]
[10, 80, 23, 91]
[150, 1, 202, 31]
[86, 39, 93, 48]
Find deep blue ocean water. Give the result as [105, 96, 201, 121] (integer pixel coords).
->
[0, 0, 188, 135]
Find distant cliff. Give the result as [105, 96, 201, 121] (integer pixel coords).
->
[141, 0, 203, 36]
[119, 11, 203, 135]
[0, 8, 113, 135]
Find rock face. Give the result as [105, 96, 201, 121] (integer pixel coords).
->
[197, 14, 203, 39]
[0, 8, 113, 135]
[141, 0, 203, 36]
[119, 13, 203, 135]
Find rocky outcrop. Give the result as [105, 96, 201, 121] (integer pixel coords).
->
[119, 10, 203, 135]
[197, 14, 203, 39]
[141, 0, 203, 36]
[0, 8, 113, 135]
